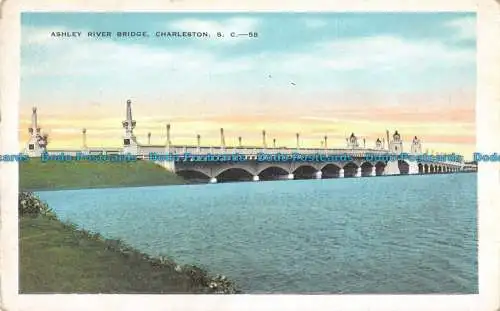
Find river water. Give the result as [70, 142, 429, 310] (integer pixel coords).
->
[36, 173, 478, 294]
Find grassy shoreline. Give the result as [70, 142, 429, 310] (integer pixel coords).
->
[20, 158, 186, 191]
[19, 160, 239, 293]
[20, 210, 239, 293]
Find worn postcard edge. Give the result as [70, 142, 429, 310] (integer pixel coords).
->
[1, 0, 499, 310]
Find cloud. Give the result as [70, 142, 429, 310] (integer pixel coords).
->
[443, 16, 476, 41]
[21, 23, 475, 96]
[301, 104, 475, 124]
[270, 35, 474, 75]
[170, 17, 259, 33]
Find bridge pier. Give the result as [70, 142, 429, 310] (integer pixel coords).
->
[155, 160, 176, 172]
[252, 175, 260, 181]
[338, 169, 344, 178]
[384, 160, 400, 175]
[408, 161, 419, 175]
[209, 177, 217, 184]
[370, 166, 376, 177]
[355, 167, 361, 178]
[315, 171, 322, 179]
[287, 173, 294, 180]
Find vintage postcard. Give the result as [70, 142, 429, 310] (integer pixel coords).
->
[1, 1, 500, 311]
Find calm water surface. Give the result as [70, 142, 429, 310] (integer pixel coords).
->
[37, 173, 478, 293]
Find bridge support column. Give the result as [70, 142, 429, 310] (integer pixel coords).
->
[315, 171, 322, 179]
[338, 169, 344, 178]
[209, 177, 217, 184]
[355, 167, 361, 177]
[370, 166, 376, 177]
[384, 160, 400, 175]
[287, 173, 294, 180]
[157, 160, 175, 172]
[408, 161, 419, 175]
[252, 175, 260, 181]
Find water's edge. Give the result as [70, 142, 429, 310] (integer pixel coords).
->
[19, 192, 240, 294]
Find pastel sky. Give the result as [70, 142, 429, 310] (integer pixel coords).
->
[20, 12, 476, 158]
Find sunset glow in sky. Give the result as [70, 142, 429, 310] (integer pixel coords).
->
[20, 12, 476, 158]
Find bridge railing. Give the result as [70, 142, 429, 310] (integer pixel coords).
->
[164, 146, 392, 156]
[37, 147, 467, 166]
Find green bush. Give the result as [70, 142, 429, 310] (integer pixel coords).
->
[19, 191, 55, 218]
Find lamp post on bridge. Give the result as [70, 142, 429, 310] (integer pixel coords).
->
[296, 133, 300, 150]
[238, 136, 242, 148]
[262, 130, 267, 149]
[197, 134, 201, 152]
[82, 128, 88, 151]
[165, 123, 171, 152]
[386, 130, 390, 150]
[220, 128, 226, 150]
[273, 138, 276, 149]
[147, 132, 151, 145]
[324, 135, 328, 150]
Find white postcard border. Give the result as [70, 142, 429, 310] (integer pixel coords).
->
[1, 0, 498, 310]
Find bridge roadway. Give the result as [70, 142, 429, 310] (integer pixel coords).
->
[151, 146, 466, 183]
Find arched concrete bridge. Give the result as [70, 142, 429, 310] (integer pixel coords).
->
[154, 150, 465, 183]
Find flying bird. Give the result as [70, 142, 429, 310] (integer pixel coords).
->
[291, 82, 296, 86]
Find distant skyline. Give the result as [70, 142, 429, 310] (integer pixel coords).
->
[20, 12, 476, 157]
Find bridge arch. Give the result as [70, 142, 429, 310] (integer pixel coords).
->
[418, 163, 424, 174]
[216, 167, 254, 182]
[423, 164, 429, 174]
[429, 164, 435, 174]
[343, 162, 359, 178]
[212, 165, 256, 179]
[321, 163, 342, 178]
[374, 161, 386, 176]
[258, 165, 290, 181]
[256, 163, 291, 176]
[397, 160, 410, 175]
[293, 164, 318, 179]
[176, 169, 211, 183]
[360, 162, 374, 177]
